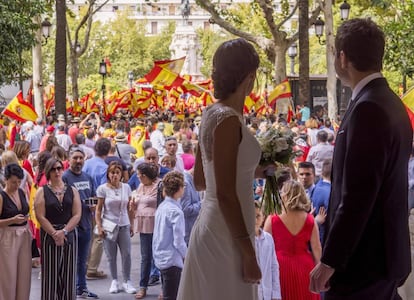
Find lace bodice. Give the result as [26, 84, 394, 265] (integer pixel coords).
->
[199, 103, 243, 162]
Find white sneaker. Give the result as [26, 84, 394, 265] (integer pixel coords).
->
[109, 279, 119, 294]
[122, 280, 137, 294]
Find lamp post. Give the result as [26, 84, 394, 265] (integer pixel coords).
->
[314, 1, 351, 45]
[339, 1, 351, 20]
[288, 43, 298, 75]
[314, 17, 326, 45]
[99, 59, 107, 114]
[41, 18, 52, 45]
[75, 42, 81, 53]
[128, 71, 134, 89]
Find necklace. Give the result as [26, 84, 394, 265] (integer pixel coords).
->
[48, 184, 67, 199]
[109, 183, 122, 196]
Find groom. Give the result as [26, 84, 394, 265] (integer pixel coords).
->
[310, 18, 413, 299]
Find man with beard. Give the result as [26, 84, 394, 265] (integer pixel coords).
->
[63, 146, 99, 299]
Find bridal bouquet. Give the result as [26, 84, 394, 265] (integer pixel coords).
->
[257, 126, 295, 215]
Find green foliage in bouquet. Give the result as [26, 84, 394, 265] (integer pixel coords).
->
[257, 126, 296, 216]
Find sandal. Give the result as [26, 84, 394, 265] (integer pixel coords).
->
[135, 288, 147, 299]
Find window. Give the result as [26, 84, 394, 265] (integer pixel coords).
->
[151, 22, 158, 34]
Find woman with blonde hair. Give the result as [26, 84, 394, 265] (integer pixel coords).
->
[264, 180, 321, 300]
[13, 140, 34, 179]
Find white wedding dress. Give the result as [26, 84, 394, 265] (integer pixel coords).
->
[177, 103, 260, 300]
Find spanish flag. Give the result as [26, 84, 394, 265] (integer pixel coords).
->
[2, 91, 38, 122]
[145, 57, 186, 89]
[267, 79, 292, 109]
[401, 86, 414, 130]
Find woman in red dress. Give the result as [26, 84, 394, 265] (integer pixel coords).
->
[264, 180, 322, 300]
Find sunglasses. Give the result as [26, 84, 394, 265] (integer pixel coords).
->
[51, 166, 63, 172]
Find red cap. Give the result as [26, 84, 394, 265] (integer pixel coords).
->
[46, 125, 55, 132]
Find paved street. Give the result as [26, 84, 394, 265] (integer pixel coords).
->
[30, 235, 162, 300]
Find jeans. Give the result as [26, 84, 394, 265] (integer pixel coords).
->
[139, 233, 153, 288]
[77, 227, 92, 291]
[151, 260, 160, 279]
[161, 266, 182, 300]
[104, 225, 132, 281]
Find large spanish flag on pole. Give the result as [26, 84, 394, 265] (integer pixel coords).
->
[2, 91, 38, 122]
[267, 79, 292, 109]
[144, 57, 186, 89]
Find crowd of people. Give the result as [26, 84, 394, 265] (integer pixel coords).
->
[0, 17, 413, 300]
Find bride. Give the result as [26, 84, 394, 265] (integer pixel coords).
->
[178, 38, 270, 299]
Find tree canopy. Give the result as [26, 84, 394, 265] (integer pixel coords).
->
[0, 0, 49, 84]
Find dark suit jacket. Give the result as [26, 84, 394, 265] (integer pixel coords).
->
[322, 78, 413, 294]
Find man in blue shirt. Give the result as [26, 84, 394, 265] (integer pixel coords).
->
[63, 146, 99, 299]
[82, 137, 111, 279]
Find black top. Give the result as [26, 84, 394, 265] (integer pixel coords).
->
[0, 189, 29, 227]
[43, 184, 74, 226]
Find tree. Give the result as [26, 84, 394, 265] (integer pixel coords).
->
[382, 1, 414, 93]
[54, 0, 67, 118]
[67, 0, 110, 102]
[197, 0, 322, 90]
[0, 1, 48, 85]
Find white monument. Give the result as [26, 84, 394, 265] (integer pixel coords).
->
[169, 0, 203, 80]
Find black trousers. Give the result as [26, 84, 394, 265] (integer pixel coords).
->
[325, 279, 402, 300]
[160, 266, 182, 300]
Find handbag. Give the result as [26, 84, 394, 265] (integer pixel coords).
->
[94, 218, 119, 242]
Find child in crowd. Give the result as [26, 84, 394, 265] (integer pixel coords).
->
[152, 171, 187, 300]
[255, 201, 281, 300]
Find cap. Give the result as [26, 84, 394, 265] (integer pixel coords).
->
[46, 125, 55, 132]
[57, 114, 65, 121]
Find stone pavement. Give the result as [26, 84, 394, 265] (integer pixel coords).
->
[30, 235, 162, 300]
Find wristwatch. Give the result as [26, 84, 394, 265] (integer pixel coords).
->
[62, 228, 68, 236]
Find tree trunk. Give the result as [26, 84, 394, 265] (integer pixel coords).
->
[55, 0, 67, 120]
[324, 1, 337, 122]
[32, 15, 44, 120]
[298, 0, 310, 107]
[70, 50, 79, 102]
[273, 44, 288, 84]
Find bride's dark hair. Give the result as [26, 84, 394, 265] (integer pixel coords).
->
[212, 38, 259, 100]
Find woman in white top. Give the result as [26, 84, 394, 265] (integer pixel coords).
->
[95, 161, 136, 295]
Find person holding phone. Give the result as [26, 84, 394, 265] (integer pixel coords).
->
[0, 163, 32, 300]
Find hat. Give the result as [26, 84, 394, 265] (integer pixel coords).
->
[57, 114, 65, 121]
[71, 117, 81, 123]
[46, 125, 55, 132]
[195, 116, 202, 122]
[114, 133, 128, 143]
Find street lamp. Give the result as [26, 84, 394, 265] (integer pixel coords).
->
[75, 42, 81, 53]
[41, 18, 52, 45]
[314, 17, 326, 45]
[340, 1, 351, 20]
[128, 71, 134, 89]
[99, 59, 107, 114]
[288, 43, 298, 75]
[314, 1, 351, 45]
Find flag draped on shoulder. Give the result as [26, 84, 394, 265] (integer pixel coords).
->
[2, 91, 38, 122]
[267, 79, 292, 108]
[402, 87, 414, 130]
[144, 57, 186, 89]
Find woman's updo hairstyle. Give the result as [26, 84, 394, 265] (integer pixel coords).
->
[212, 38, 259, 100]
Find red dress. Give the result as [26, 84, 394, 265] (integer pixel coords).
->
[271, 213, 320, 300]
